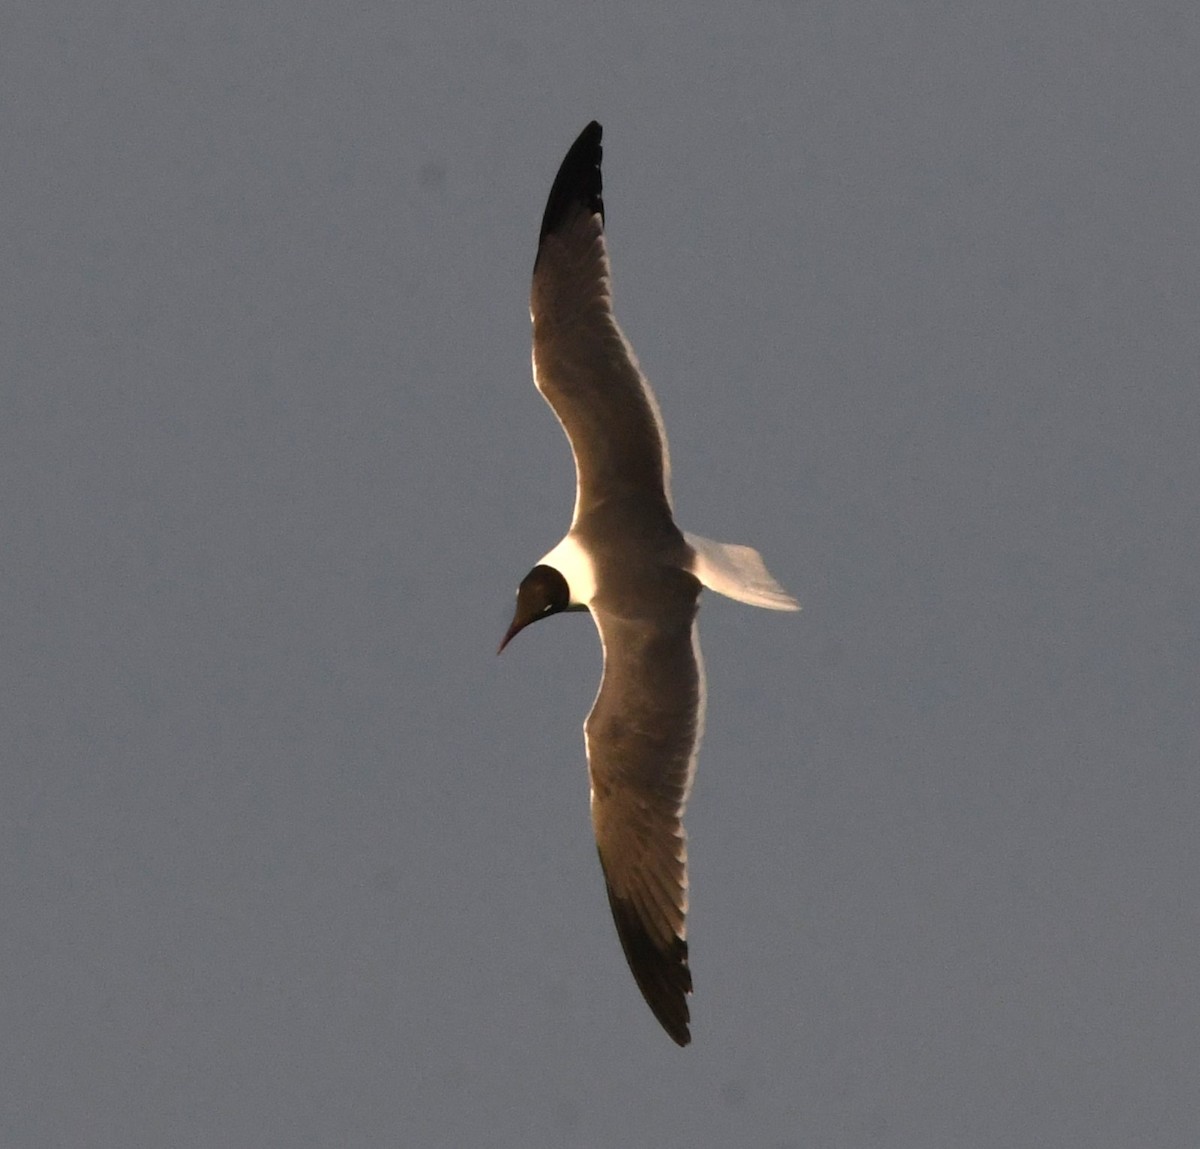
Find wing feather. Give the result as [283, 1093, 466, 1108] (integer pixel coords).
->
[531, 122, 673, 522]
[586, 604, 704, 1046]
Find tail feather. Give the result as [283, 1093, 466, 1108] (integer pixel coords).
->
[684, 533, 800, 611]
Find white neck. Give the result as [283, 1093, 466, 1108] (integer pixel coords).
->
[538, 535, 597, 606]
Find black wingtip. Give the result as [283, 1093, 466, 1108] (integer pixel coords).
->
[604, 884, 693, 1047]
[537, 121, 604, 251]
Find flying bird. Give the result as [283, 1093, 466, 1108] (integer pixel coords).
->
[500, 121, 799, 1046]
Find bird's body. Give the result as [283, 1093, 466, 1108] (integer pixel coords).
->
[501, 122, 799, 1046]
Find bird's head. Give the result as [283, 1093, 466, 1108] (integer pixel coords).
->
[498, 564, 572, 653]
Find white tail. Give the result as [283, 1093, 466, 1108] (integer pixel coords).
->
[685, 533, 800, 611]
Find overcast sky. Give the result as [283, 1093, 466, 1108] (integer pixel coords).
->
[4, 4, 1198, 1147]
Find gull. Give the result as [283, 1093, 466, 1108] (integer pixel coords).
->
[500, 121, 799, 1045]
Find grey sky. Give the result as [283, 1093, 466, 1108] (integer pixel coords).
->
[4, 3, 1198, 1146]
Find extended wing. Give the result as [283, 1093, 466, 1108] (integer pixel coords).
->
[586, 597, 705, 1046]
[531, 121, 674, 524]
